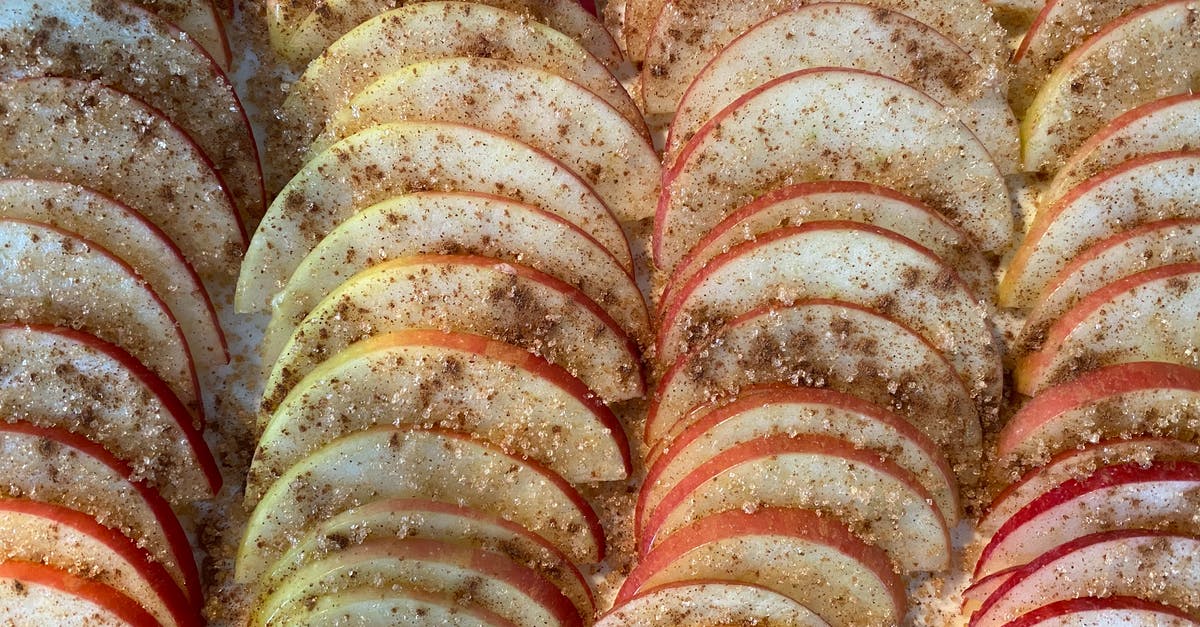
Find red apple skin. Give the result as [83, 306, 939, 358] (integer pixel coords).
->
[963, 568, 1018, 614]
[0, 560, 159, 626]
[1003, 596, 1200, 626]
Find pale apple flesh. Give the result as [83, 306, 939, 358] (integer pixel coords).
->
[274, 587, 521, 627]
[1002, 596, 1200, 627]
[0, 561, 159, 627]
[132, 0, 231, 70]
[596, 580, 829, 626]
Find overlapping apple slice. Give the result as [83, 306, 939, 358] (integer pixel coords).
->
[617, 0, 664, 64]
[238, 121, 630, 313]
[261, 255, 642, 411]
[666, 3, 1017, 171]
[261, 191, 648, 365]
[0, 561, 158, 627]
[0, 0, 264, 225]
[131, 0, 231, 70]
[1001, 597, 1200, 627]
[1020, 0, 1200, 174]
[656, 68, 1011, 272]
[237, 426, 604, 585]
[273, 588, 521, 627]
[307, 57, 658, 222]
[597, 580, 829, 626]
[249, 330, 630, 502]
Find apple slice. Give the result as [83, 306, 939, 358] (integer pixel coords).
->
[596, 580, 829, 626]
[259, 499, 594, 620]
[0, 77, 245, 284]
[971, 530, 1200, 627]
[236, 426, 604, 585]
[262, 191, 648, 365]
[985, 0, 1043, 32]
[250, 538, 582, 627]
[637, 0, 1007, 116]
[0, 422, 201, 606]
[619, 0, 664, 63]
[0, 218, 202, 419]
[962, 568, 1017, 615]
[658, 221, 1002, 411]
[1000, 151, 1200, 310]
[1015, 263, 1200, 395]
[249, 330, 630, 502]
[132, 0, 230, 70]
[0, 178, 227, 371]
[667, 4, 1017, 172]
[273, 588, 521, 627]
[261, 254, 642, 410]
[656, 68, 1011, 272]
[238, 121, 631, 313]
[1020, 0, 1200, 174]
[307, 57, 657, 223]
[0, 0, 264, 226]
[0, 561, 157, 627]
[641, 434, 950, 574]
[0, 324, 220, 503]
[0, 499, 198, 627]
[615, 507, 906, 627]
[661, 181, 993, 311]
[1003, 596, 1200, 627]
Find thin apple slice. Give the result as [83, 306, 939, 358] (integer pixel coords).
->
[667, 4, 1016, 171]
[641, 434, 950, 573]
[619, 0, 665, 63]
[0, 422, 201, 607]
[131, 0, 230, 69]
[0, 77, 245, 285]
[1000, 151, 1200, 310]
[0, 499, 198, 627]
[236, 426, 604, 585]
[0, 0, 264, 226]
[0, 324, 220, 503]
[274, 588, 520, 627]
[656, 68, 1011, 272]
[661, 181, 993, 311]
[1015, 263, 1200, 395]
[0, 178, 227, 371]
[262, 191, 648, 365]
[1020, 0, 1200, 174]
[308, 58, 658, 223]
[597, 580, 829, 626]
[615, 507, 906, 627]
[0, 561, 158, 627]
[963, 568, 1017, 615]
[249, 330, 630, 503]
[638, 0, 1007, 116]
[971, 530, 1200, 627]
[259, 499, 594, 621]
[658, 221, 1002, 412]
[238, 121, 630, 313]
[1003, 596, 1200, 627]
[261, 254, 642, 411]
[0, 218, 202, 419]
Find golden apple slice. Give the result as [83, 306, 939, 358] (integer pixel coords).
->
[236, 426, 604, 585]
[238, 122, 630, 313]
[249, 330, 630, 502]
[132, 0, 230, 69]
[274, 588, 520, 627]
[656, 68, 1011, 272]
[1021, 0, 1200, 174]
[261, 255, 642, 411]
[0, 561, 159, 627]
[667, 4, 1016, 171]
[597, 580, 828, 626]
[309, 58, 657, 222]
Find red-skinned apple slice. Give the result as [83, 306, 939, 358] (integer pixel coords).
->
[975, 460, 1200, 578]
[0, 561, 158, 627]
[596, 580, 829, 626]
[1020, 0, 1200, 174]
[0, 499, 198, 627]
[971, 530, 1200, 627]
[236, 426, 604, 585]
[262, 191, 648, 365]
[132, 0, 230, 70]
[656, 68, 1011, 271]
[1003, 596, 1200, 627]
[239, 121, 631, 313]
[658, 221, 1002, 410]
[249, 330, 630, 503]
[0, 77, 246, 284]
[259, 499, 594, 620]
[0, 422, 201, 607]
[0, 0, 264, 226]
[0, 324, 220, 503]
[1015, 263, 1200, 395]
[0, 218, 202, 419]
[274, 588, 521, 627]
[641, 433, 950, 574]
[660, 181, 993, 311]
[615, 507, 906, 627]
[0, 178, 227, 371]
[963, 568, 1018, 615]
[1001, 151, 1200, 310]
[667, 4, 1017, 171]
[307, 57, 657, 223]
[261, 254, 642, 411]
